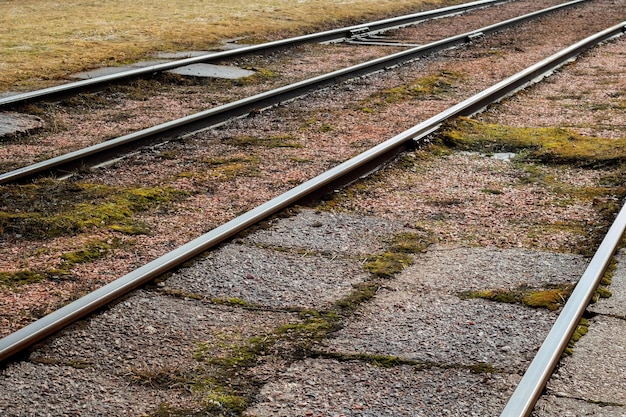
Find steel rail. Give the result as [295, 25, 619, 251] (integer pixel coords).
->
[0, 0, 590, 185]
[499, 28, 626, 416]
[1, 19, 623, 366]
[0, 0, 509, 108]
[500, 207, 626, 417]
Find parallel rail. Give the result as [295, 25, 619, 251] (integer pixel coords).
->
[1, 21, 623, 385]
[0, 0, 509, 109]
[0, 0, 590, 184]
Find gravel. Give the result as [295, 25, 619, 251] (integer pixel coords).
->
[1, 1, 626, 416]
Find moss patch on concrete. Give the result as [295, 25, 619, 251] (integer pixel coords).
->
[459, 283, 575, 311]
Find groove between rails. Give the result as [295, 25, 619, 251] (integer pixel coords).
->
[0, 0, 509, 108]
[1, 19, 623, 366]
[0, 0, 590, 184]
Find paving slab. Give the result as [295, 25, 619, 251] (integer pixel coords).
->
[242, 209, 414, 255]
[167, 63, 255, 79]
[165, 243, 369, 309]
[543, 315, 626, 405]
[533, 396, 626, 417]
[321, 246, 584, 372]
[246, 358, 520, 417]
[321, 288, 556, 372]
[70, 65, 139, 79]
[0, 290, 299, 416]
[392, 246, 587, 293]
[26, 290, 297, 371]
[0, 112, 44, 137]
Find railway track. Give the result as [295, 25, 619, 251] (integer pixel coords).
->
[0, 0, 508, 109]
[0, 0, 589, 183]
[1, 1, 626, 415]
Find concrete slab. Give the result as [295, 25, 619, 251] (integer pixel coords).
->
[392, 246, 587, 294]
[321, 288, 557, 372]
[242, 209, 414, 255]
[533, 395, 626, 417]
[247, 358, 520, 417]
[165, 243, 369, 309]
[543, 315, 626, 405]
[27, 290, 298, 372]
[167, 63, 255, 79]
[0, 112, 44, 138]
[0, 290, 300, 416]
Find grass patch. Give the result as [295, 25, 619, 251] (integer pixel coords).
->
[440, 117, 626, 168]
[0, 179, 183, 238]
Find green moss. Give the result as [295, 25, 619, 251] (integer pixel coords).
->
[157, 150, 181, 160]
[194, 155, 261, 181]
[210, 297, 250, 307]
[0, 179, 183, 239]
[318, 123, 334, 132]
[60, 240, 113, 266]
[0, 270, 44, 286]
[563, 318, 590, 357]
[148, 389, 248, 417]
[204, 391, 248, 415]
[439, 117, 626, 168]
[522, 288, 569, 310]
[460, 284, 574, 311]
[386, 230, 435, 254]
[334, 282, 380, 314]
[362, 70, 463, 109]
[591, 285, 613, 303]
[66, 359, 94, 369]
[364, 252, 413, 278]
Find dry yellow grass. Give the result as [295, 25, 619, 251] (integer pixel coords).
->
[1, 0, 464, 91]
